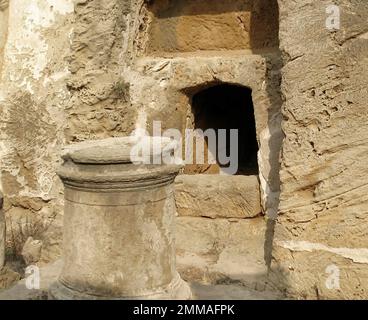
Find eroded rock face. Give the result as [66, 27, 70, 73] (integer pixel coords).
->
[66, 0, 136, 141]
[21, 237, 43, 266]
[145, 0, 279, 54]
[0, 0, 142, 264]
[0, 1, 8, 71]
[0, 0, 281, 270]
[0, 0, 366, 300]
[176, 216, 282, 294]
[0, 0, 74, 264]
[0, 192, 4, 268]
[272, 0, 368, 299]
[175, 174, 262, 218]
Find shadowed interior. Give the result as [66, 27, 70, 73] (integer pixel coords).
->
[184, 84, 259, 175]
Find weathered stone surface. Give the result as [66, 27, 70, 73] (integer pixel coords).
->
[0, 0, 366, 300]
[0, 0, 74, 265]
[176, 216, 282, 294]
[175, 174, 262, 218]
[0, 259, 282, 300]
[62, 136, 178, 164]
[272, 0, 368, 299]
[21, 237, 43, 265]
[0, 0, 283, 274]
[0, 192, 4, 268]
[0, 266, 21, 291]
[66, 0, 135, 141]
[130, 52, 282, 218]
[0, 1, 8, 70]
[145, 0, 279, 54]
[0, 260, 61, 299]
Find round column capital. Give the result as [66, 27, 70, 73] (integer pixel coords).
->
[57, 136, 183, 191]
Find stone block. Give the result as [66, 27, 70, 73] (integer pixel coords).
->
[175, 174, 262, 218]
[175, 216, 281, 292]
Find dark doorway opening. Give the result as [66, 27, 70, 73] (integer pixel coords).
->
[184, 84, 259, 175]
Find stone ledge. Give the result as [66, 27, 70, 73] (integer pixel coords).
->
[175, 174, 262, 218]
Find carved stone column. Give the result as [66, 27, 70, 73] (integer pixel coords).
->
[49, 137, 191, 300]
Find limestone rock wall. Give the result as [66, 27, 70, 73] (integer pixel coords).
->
[0, 2, 8, 73]
[120, 0, 283, 294]
[144, 0, 279, 54]
[0, 0, 74, 264]
[0, 192, 4, 268]
[66, 0, 137, 141]
[273, 0, 368, 299]
[0, 2, 7, 270]
[0, 0, 367, 300]
[0, 0, 140, 266]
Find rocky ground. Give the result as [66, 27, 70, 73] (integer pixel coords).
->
[0, 260, 282, 300]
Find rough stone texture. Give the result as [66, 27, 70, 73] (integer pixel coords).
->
[0, 259, 281, 300]
[61, 135, 178, 164]
[0, 0, 282, 270]
[0, 266, 21, 291]
[0, 0, 142, 265]
[0, 0, 366, 300]
[0, 1, 8, 74]
[0, 192, 4, 268]
[0, 0, 73, 196]
[0, 0, 73, 264]
[144, 0, 279, 54]
[128, 52, 282, 217]
[130, 1, 283, 222]
[175, 174, 261, 218]
[21, 237, 43, 265]
[66, 0, 136, 141]
[176, 216, 283, 295]
[271, 0, 368, 299]
[0, 2, 8, 269]
[0, 260, 61, 300]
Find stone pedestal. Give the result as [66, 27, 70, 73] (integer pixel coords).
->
[49, 137, 191, 300]
[0, 192, 4, 269]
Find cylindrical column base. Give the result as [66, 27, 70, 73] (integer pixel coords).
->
[49, 273, 192, 300]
